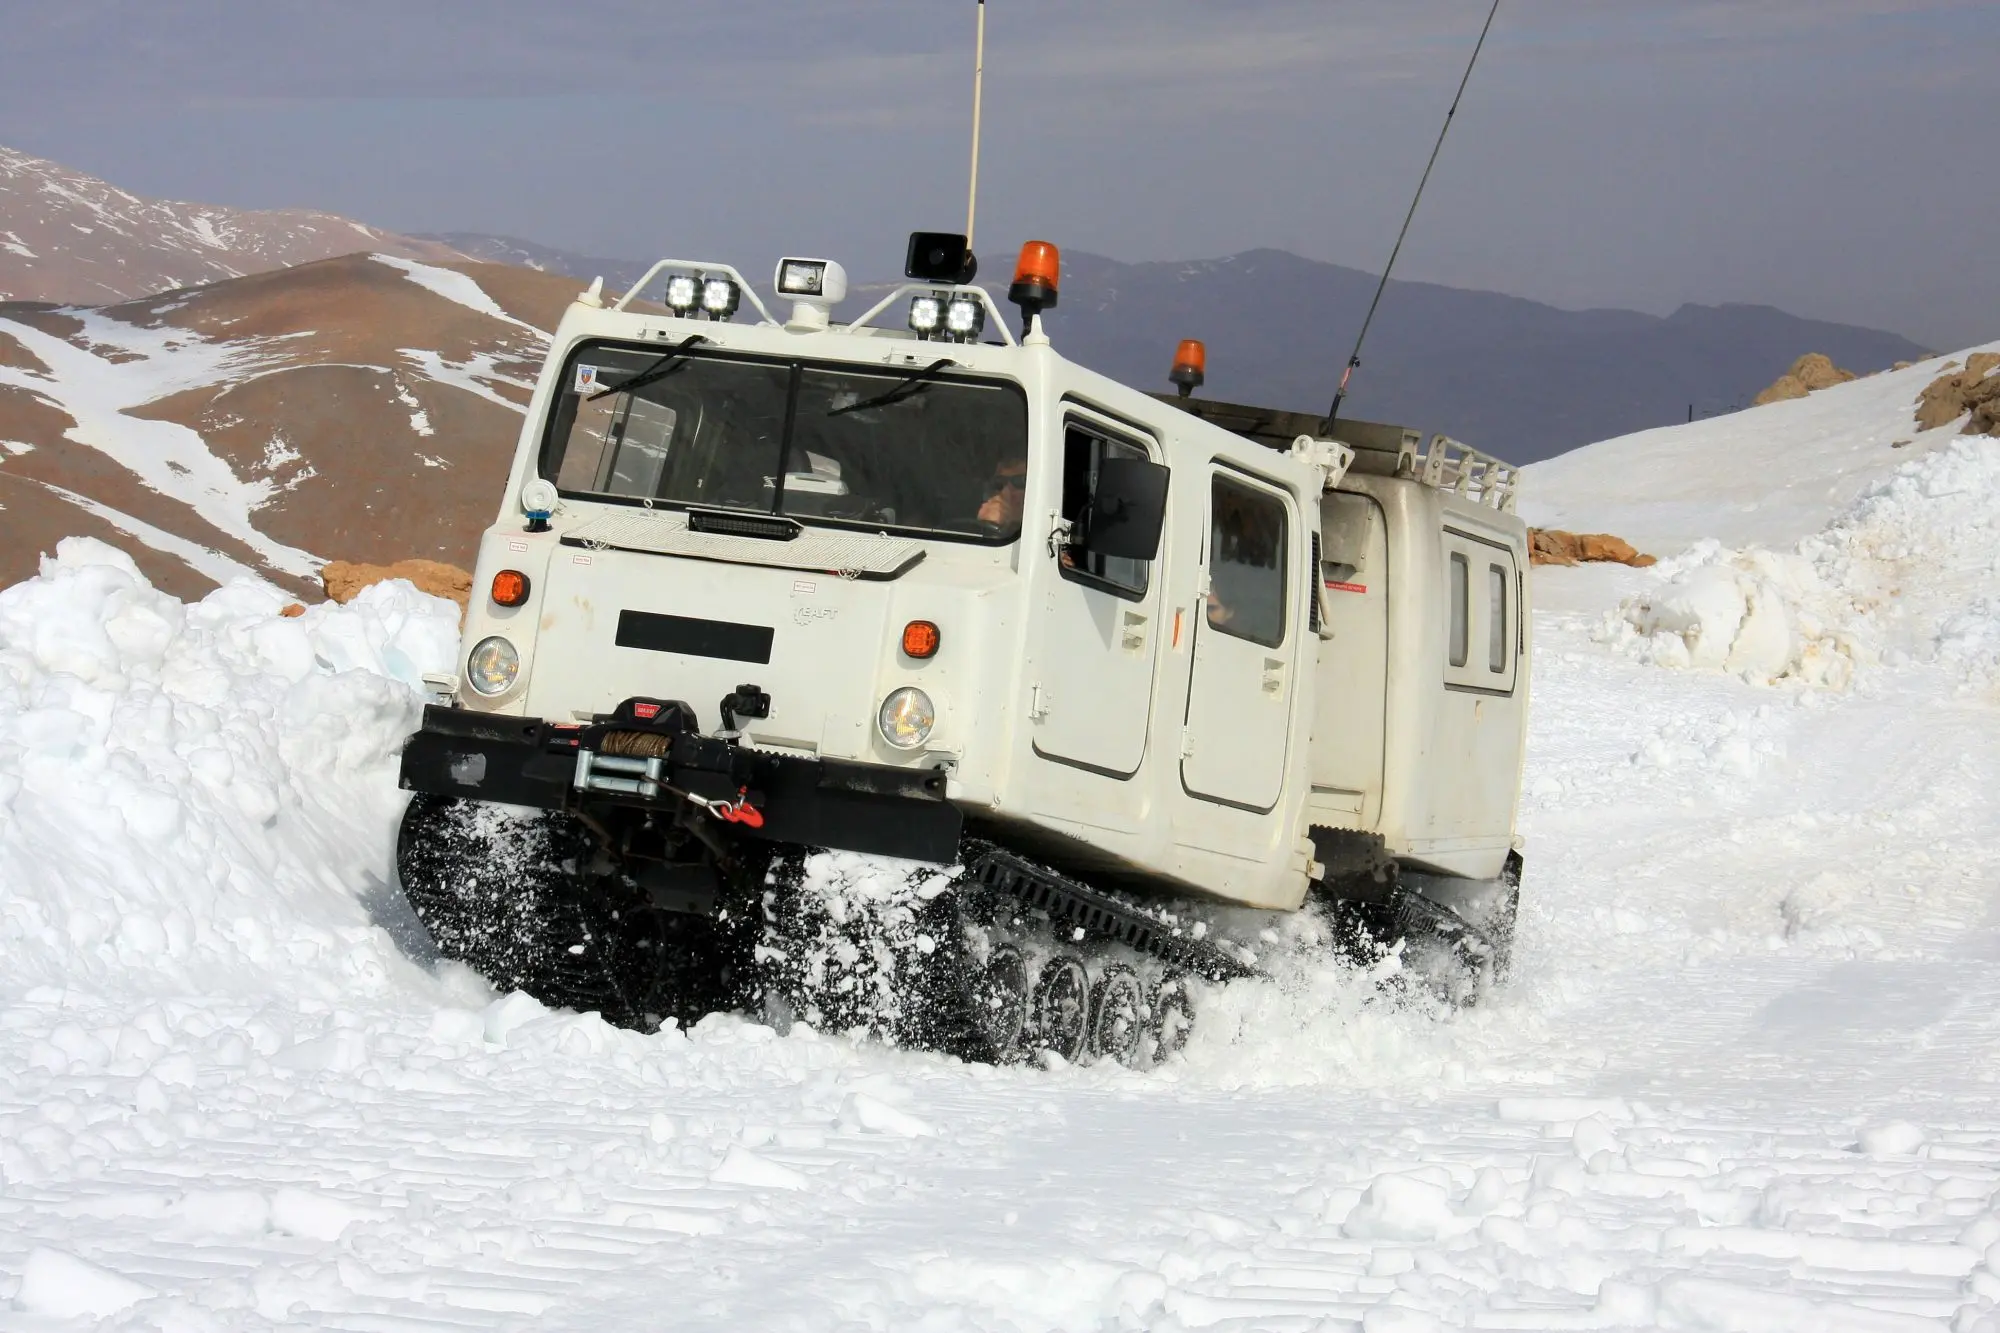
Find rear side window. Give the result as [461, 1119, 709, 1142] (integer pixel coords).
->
[1207, 475, 1287, 647]
[1488, 564, 1508, 671]
[1060, 424, 1151, 599]
[1448, 553, 1469, 667]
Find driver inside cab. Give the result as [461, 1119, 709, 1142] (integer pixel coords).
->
[975, 455, 1028, 530]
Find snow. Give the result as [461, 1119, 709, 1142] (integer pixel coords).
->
[0, 310, 319, 577]
[0, 352, 1997, 1328]
[1594, 433, 2000, 690]
[1524, 341, 2000, 555]
[398, 345, 533, 413]
[28, 476, 262, 588]
[372, 253, 547, 337]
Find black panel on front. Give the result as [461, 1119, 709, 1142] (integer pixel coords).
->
[615, 610, 774, 664]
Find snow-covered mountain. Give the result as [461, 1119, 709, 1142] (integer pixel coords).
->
[0, 253, 584, 598]
[0, 144, 463, 306]
[0, 334, 1996, 1325]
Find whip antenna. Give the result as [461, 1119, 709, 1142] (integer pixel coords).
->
[965, 0, 988, 251]
[1323, 0, 1501, 431]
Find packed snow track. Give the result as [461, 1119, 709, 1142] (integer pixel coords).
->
[3, 359, 2000, 1329]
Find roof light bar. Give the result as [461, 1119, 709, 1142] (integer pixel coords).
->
[663, 273, 699, 316]
[700, 275, 740, 320]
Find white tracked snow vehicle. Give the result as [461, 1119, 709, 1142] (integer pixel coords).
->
[396, 235, 1529, 1065]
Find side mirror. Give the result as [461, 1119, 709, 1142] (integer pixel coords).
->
[1081, 457, 1169, 560]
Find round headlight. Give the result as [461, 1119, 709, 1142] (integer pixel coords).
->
[877, 686, 936, 750]
[466, 636, 520, 696]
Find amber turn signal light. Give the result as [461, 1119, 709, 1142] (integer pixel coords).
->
[491, 569, 531, 607]
[900, 620, 941, 659]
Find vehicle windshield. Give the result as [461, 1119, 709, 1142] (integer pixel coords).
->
[541, 341, 1030, 544]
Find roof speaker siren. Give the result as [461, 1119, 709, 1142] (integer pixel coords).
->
[1170, 339, 1206, 398]
[905, 232, 977, 284]
[1008, 240, 1060, 340]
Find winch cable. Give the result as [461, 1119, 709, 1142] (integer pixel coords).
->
[1322, 0, 1502, 432]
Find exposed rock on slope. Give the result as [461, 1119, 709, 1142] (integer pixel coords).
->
[1914, 352, 2000, 435]
[0, 254, 582, 599]
[1529, 529, 1656, 567]
[322, 558, 472, 612]
[1752, 353, 1858, 406]
[0, 144, 465, 306]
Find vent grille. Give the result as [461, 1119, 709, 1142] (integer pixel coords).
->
[687, 509, 801, 542]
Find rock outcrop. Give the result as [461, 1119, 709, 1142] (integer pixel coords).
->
[1529, 529, 1657, 568]
[321, 559, 472, 612]
[1752, 353, 1859, 407]
[1913, 352, 2000, 435]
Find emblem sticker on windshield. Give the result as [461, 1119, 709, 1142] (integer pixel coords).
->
[573, 364, 600, 394]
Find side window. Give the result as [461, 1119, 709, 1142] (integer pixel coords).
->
[1207, 474, 1287, 647]
[1448, 553, 1469, 668]
[1488, 564, 1508, 672]
[1059, 423, 1151, 599]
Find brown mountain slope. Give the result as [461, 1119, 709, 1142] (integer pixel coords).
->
[0, 254, 585, 599]
[0, 143, 464, 306]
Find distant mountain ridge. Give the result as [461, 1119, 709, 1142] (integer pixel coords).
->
[414, 232, 651, 298]
[0, 143, 461, 305]
[431, 232, 1931, 465]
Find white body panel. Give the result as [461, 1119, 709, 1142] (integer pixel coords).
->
[446, 273, 1528, 912]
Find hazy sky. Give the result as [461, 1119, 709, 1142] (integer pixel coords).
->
[1, 1, 1994, 348]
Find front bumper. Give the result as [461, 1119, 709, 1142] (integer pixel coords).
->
[398, 704, 963, 864]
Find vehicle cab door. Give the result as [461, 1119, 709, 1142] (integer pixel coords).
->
[1030, 414, 1166, 777]
[1182, 466, 1299, 811]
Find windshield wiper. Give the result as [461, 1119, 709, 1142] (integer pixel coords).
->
[587, 332, 709, 402]
[827, 357, 956, 417]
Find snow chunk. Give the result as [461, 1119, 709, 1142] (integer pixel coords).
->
[1599, 437, 2000, 688]
[1342, 1173, 1469, 1242]
[270, 1187, 383, 1241]
[482, 991, 551, 1046]
[710, 1145, 810, 1191]
[840, 1091, 936, 1138]
[1855, 1119, 1926, 1156]
[18, 1247, 154, 1318]
[1655, 1274, 1945, 1331]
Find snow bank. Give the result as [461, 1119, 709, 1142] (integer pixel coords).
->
[1523, 341, 2000, 554]
[0, 537, 458, 999]
[1595, 437, 2000, 687]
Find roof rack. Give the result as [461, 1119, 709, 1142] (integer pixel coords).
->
[1417, 433, 1518, 512]
[1153, 395, 1517, 512]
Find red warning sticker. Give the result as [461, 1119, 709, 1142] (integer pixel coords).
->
[632, 701, 662, 720]
[1325, 580, 1368, 594]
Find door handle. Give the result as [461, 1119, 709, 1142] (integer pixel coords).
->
[1261, 657, 1286, 695]
[1120, 610, 1149, 651]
